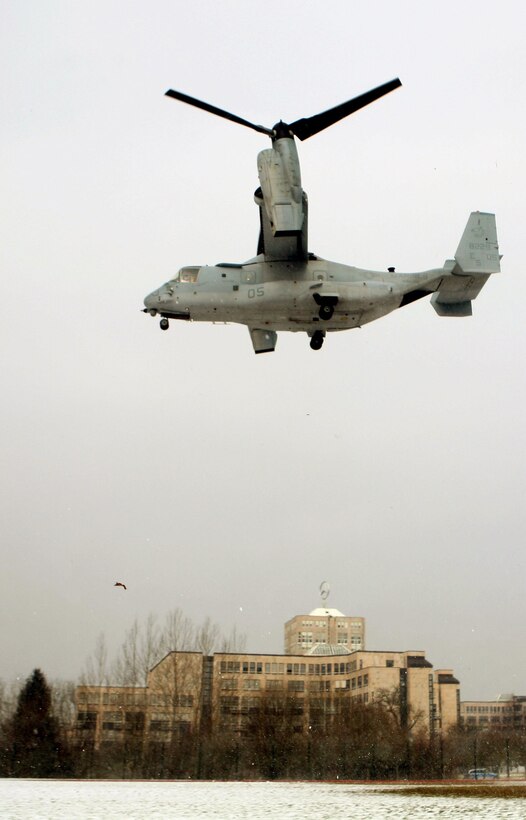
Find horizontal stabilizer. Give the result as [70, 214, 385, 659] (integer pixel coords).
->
[431, 295, 472, 317]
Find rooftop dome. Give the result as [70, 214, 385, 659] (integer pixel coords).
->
[308, 607, 345, 617]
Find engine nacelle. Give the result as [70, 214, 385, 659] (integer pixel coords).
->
[257, 138, 304, 236]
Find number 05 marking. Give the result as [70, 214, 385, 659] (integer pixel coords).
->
[248, 286, 265, 298]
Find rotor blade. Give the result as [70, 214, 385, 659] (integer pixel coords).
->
[289, 78, 402, 141]
[165, 89, 274, 137]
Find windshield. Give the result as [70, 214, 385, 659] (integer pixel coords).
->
[174, 266, 199, 283]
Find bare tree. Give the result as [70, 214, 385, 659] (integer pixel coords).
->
[112, 614, 162, 687]
[159, 609, 196, 654]
[196, 616, 221, 655]
[0, 678, 22, 725]
[81, 632, 109, 686]
[112, 619, 141, 686]
[50, 680, 76, 728]
[220, 625, 247, 653]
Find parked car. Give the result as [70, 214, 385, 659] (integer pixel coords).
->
[467, 768, 498, 780]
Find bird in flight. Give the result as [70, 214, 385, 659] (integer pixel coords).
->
[114, 582, 127, 590]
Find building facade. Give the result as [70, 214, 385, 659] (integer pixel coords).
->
[76, 651, 205, 749]
[460, 695, 526, 731]
[213, 648, 459, 736]
[75, 646, 460, 749]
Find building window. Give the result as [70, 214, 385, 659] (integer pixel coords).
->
[149, 693, 169, 707]
[241, 696, 260, 712]
[175, 695, 194, 707]
[298, 632, 313, 645]
[150, 714, 170, 732]
[265, 662, 284, 674]
[77, 712, 97, 730]
[220, 660, 240, 673]
[102, 711, 124, 731]
[220, 696, 239, 714]
[288, 680, 305, 693]
[386, 659, 394, 668]
[244, 679, 260, 690]
[351, 636, 362, 648]
[287, 698, 304, 715]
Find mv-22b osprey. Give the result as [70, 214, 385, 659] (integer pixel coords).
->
[143, 79, 501, 353]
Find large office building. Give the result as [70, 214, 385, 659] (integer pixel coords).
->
[460, 694, 526, 730]
[75, 604, 460, 748]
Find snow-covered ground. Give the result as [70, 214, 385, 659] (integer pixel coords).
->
[1, 780, 525, 820]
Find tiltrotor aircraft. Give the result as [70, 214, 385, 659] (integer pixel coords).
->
[143, 79, 500, 353]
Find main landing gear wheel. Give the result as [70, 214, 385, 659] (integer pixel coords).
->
[319, 303, 334, 320]
[160, 318, 169, 331]
[310, 331, 325, 350]
[312, 292, 338, 321]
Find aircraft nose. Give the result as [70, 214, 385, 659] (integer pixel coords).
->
[144, 289, 159, 310]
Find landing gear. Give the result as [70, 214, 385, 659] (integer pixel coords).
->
[318, 303, 334, 320]
[310, 330, 325, 350]
[160, 318, 169, 331]
[312, 292, 338, 321]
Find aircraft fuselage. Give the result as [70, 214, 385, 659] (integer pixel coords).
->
[144, 256, 444, 334]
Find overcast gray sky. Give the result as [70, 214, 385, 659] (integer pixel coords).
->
[1, 0, 524, 701]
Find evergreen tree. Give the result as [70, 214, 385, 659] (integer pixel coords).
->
[8, 669, 70, 777]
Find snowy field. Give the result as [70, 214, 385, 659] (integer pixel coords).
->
[1, 780, 525, 820]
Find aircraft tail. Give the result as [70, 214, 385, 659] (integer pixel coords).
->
[431, 212, 500, 316]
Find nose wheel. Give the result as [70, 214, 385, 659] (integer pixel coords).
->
[309, 330, 325, 350]
[160, 318, 169, 331]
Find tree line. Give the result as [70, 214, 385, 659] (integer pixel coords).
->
[1, 610, 526, 779]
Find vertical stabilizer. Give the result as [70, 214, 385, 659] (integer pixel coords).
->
[454, 212, 500, 274]
[431, 212, 501, 316]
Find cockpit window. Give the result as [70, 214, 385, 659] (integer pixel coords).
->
[175, 266, 199, 283]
